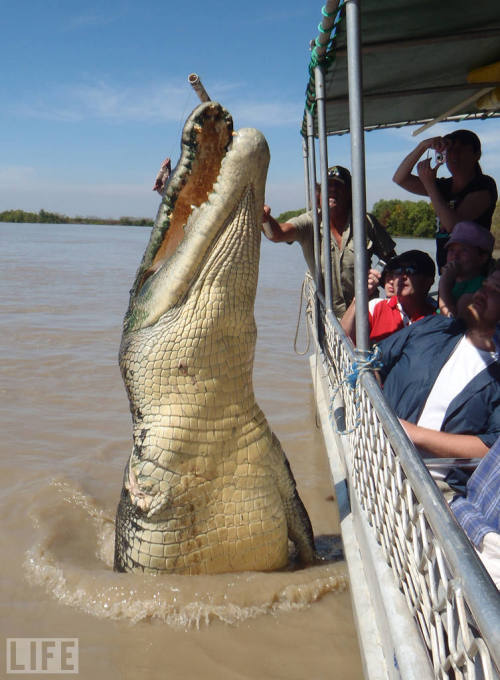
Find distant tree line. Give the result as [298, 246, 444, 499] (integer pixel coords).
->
[2, 201, 499, 247]
[0, 209, 153, 227]
[276, 200, 436, 237]
[371, 199, 436, 237]
[277, 199, 499, 246]
[276, 208, 305, 223]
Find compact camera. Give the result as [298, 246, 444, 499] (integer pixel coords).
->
[434, 150, 446, 166]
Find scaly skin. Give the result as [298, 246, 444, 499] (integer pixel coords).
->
[114, 102, 315, 574]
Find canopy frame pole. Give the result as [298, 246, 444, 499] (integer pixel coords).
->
[302, 138, 312, 212]
[346, 0, 370, 353]
[306, 110, 323, 299]
[315, 64, 333, 314]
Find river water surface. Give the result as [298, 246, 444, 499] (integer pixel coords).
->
[1, 222, 372, 679]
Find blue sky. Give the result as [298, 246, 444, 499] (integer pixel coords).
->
[2, 1, 499, 219]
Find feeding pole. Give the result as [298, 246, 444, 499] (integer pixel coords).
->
[188, 73, 211, 102]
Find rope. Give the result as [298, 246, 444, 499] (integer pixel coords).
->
[329, 346, 383, 435]
[305, 0, 346, 114]
[293, 277, 311, 356]
[321, 4, 337, 18]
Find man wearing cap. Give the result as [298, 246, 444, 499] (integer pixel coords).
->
[393, 129, 497, 271]
[378, 269, 500, 459]
[439, 221, 495, 318]
[262, 165, 396, 319]
[341, 250, 436, 345]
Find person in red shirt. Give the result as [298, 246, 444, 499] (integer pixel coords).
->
[341, 250, 436, 345]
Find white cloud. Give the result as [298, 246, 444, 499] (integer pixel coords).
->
[0, 166, 38, 184]
[12, 78, 302, 129]
[230, 100, 303, 128]
[62, 12, 116, 30]
[15, 81, 192, 124]
[0, 166, 156, 218]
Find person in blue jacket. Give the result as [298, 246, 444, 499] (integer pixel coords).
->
[378, 268, 500, 459]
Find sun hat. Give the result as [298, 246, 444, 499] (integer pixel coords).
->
[446, 221, 495, 253]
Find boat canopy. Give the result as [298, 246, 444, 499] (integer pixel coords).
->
[302, 0, 500, 137]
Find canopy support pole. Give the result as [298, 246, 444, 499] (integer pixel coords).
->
[346, 0, 370, 353]
[306, 110, 323, 298]
[315, 64, 333, 314]
[306, 109, 325, 346]
[302, 138, 312, 212]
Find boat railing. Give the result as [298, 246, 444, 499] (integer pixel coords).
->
[304, 273, 500, 680]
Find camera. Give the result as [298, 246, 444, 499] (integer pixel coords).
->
[435, 150, 446, 166]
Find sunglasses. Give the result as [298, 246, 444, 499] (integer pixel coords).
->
[387, 265, 419, 276]
[327, 167, 347, 181]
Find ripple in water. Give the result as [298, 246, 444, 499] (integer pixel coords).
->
[24, 479, 348, 628]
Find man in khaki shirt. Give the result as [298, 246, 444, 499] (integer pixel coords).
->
[262, 166, 396, 318]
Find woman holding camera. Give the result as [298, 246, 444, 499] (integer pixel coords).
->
[393, 129, 497, 271]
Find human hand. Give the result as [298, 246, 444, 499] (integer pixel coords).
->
[426, 136, 448, 152]
[439, 260, 461, 285]
[367, 268, 381, 294]
[417, 158, 437, 188]
[262, 205, 276, 240]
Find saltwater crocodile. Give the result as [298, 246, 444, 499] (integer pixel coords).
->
[114, 101, 315, 574]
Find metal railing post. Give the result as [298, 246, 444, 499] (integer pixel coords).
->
[315, 64, 333, 314]
[302, 138, 311, 212]
[346, 0, 370, 353]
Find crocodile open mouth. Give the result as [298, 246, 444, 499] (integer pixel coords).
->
[138, 103, 233, 290]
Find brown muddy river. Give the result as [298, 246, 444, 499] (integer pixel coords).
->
[0, 222, 362, 679]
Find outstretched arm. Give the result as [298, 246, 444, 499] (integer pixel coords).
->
[262, 205, 300, 242]
[400, 420, 489, 458]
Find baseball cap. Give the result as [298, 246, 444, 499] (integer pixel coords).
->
[385, 250, 436, 278]
[443, 129, 481, 153]
[327, 165, 351, 188]
[446, 221, 495, 254]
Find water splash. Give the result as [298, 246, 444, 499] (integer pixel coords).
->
[25, 478, 348, 628]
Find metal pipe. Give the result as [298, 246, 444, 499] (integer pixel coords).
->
[306, 110, 322, 298]
[302, 138, 311, 212]
[315, 64, 333, 314]
[412, 87, 494, 136]
[345, 0, 370, 353]
[188, 73, 211, 102]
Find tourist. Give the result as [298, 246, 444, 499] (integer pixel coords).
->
[341, 250, 436, 345]
[438, 220, 495, 318]
[262, 166, 396, 319]
[377, 270, 500, 458]
[392, 130, 497, 272]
